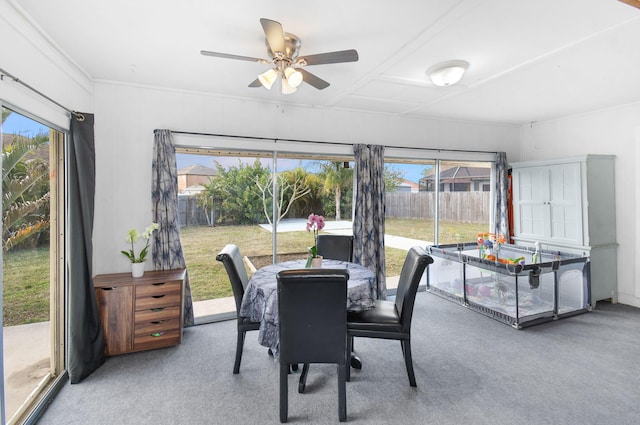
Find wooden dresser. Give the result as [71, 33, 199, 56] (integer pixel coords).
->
[93, 269, 186, 356]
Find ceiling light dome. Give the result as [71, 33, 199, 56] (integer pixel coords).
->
[283, 67, 303, 88]
[281, 75, 297, 94]
[258, 68, 278, 89]
[427, 60, 469, 86]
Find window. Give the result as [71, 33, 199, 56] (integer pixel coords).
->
[437, 160, 492, 244]
[173, 137, 495, 319]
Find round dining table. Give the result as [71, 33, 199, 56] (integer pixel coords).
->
[239, 259, 376, 358]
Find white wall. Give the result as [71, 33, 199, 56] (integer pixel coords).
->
[520, 103, 640, 308]
[0, 1, 93, 127]
[92, 82, 521, 275]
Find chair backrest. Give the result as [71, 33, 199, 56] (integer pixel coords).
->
[215, 244, 249, 314]
[316, 234, 354, 262]
[394, 246, 434, 331]
[277, 269, 349, 365]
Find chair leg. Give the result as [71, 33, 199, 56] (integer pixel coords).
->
[346, 336, 352, 381]
[349, 336, 362, 370]
[280, 361, 289, 423]
[402, 339, 417, 387]
[233, 329, 245, 374]
[298, 363, 309, 393]
[338, 363, 347, 422]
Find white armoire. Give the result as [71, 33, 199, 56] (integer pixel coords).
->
[510, 155, 617, 303]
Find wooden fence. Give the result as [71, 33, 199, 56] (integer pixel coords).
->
[385, 192, 490, 224]
[179, 191, 490, 226]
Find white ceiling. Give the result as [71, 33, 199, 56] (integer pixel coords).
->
[11, 0, 640, 125]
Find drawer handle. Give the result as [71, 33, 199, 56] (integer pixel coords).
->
[152, 282, 166, 287]
[100, 287, 115, 291]
[151, 307, 165, 312]
[152, 295, 166, 299]
[151, 320, 164, 325]
[151, 332, 165, 337]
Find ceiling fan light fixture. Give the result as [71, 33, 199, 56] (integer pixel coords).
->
[283, 66, 303, 88]
[281, 76, 297, 94]
[427, 60, 469, 86]
[258, 68, 278, 89]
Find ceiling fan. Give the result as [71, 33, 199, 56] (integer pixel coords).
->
[201, 18, 359, 94]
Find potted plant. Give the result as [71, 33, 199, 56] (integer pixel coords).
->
[121, 222, 159, 277]
[305, 213, 325, 268]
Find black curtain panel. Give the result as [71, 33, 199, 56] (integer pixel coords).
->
[68, 113, 105, 383]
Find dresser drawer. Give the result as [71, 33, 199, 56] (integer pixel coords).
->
[135, 318, 181, 338]
[135, 305, 181, 323]
[134, 329, 181, 351]
[135, 292, 182, 311]
[135, 280, 182, 297]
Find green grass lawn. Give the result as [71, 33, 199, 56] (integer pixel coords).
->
[2, 218, 486, 325]
[181, 217, 484, 302]
[2, 247, 50, 326]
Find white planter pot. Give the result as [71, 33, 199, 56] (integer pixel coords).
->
[310, 256, 323, 268]
[131, 262, 146, 278]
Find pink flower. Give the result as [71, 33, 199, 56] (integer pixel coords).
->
[305, 214, 325, 259]
[307, 213, 325, 231]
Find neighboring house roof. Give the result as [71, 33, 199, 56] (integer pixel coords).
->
[177, 164, 217, 176]
[180, 184, 205, 194]
[420, 166, 490, 183]
[397, 179, 419, 190]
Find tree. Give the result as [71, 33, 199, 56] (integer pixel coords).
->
[199, 159, 270, 225]
[319, 161, 353, 221]
[255, 167, 311, 225]
[2, 110, 51, 252]
[384, 164, 404, 192]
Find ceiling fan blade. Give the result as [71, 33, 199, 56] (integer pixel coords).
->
[200, 50, 266, 63]
[260, 18, 285, 54]
[297, 49, 359, 66]
[248, 79, 262, 88]
[618, 0, 640, 9]
[298, 69, 330, 90]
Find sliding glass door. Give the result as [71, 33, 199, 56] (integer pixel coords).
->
[175, 149, 354, 322]
[1, 107, 65, 424]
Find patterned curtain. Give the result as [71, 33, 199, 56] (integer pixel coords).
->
[494, 152, 510, 242]
[152, 130, 194, 326]
[352, 144, 387, 300]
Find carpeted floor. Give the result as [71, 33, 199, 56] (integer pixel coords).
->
[36, 292, 640, 424]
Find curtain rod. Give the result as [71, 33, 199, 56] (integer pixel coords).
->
[167, 130, 499, 155]
[0, 67, 85, 121]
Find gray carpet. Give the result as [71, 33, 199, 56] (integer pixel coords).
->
[37, 292, 640, 424]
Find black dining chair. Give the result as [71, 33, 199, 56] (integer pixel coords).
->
[316, 234, 354, 262]
[215, 244, 261, 374]
[277, 269, 349, 423]
[347, 246, 433, 387]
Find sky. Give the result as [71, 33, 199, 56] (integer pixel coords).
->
[2, 108, 429, 183]
[176, 153, 429, 184]
[2, 110, 49, 137]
